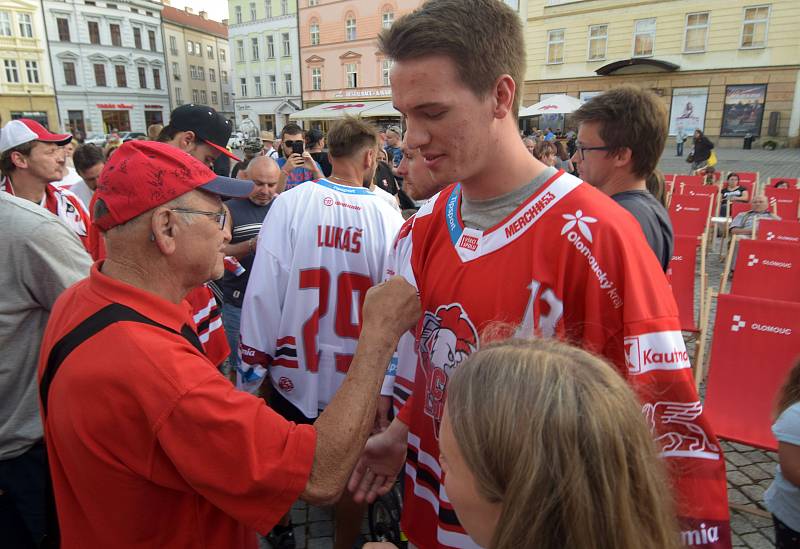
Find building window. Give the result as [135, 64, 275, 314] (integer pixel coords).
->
[546, 29, 565, 64]
[153, 68, 161, 89]
[138, 66, 146, 87]
[175, 87, 183, 104]
[209, 68, 216, 82]
[633, 18, 656, 57]
[187, 40, 194, 54]
[88, 21, 100, 44]
[0, 12, 11, 37]
[382, 10, 394, 29]
[207, 45, 213, 59]
[110, 23, 122, 46]
[131, 7, 138, 13]
[282, 32, 290, 56]
[198, 67, 204, 80]
[169, 35, 177, 55]
[345, 63, 357, 88]
[265, 0, 272, 18]
[221, 70, 228, 83]
[107, 3, 116, 8]
[382, 59, 392, 86]
[220, 48, 226, 61]
[200, 90, 207, 103]
[194, 41, 200, 54]
[93, 63, 105, 86]
[345, 16, 356, 41]
[240, 77, 247, 96]
[133, 27, 142, 49]
[171, 62, 179, 79]
[63, 61, 77, 85]
[310, 21, 319, 45]
[18, 13, 32, 38]
[267, 35, 275, 58]
[237, 40, 244, 61]
[311, 67, 321, 90]
[234, 5, 242, 24]
[284, 72, 292, 94]
[148, 30, 156, 51]
[587, 24, 607, 61]
[57, 18, 71, 41]
[249, 2, 256, 20]
[4, 59, 19, 82]
[192, 89, 199, 103]
[115, 65, 127, 87]
[223, 92, 229, 105]
[309, 0, 318, 6]
[281, 0, 288, 15]
[211, 91, 217, 104]
[741, 5, 769, 48]
[25, 60, 38, 83]
[683, 12, 709, 53]
[251, 37, 259, 60]
[254, 75, 262, 96]
[189, 65, 196, 79]
[269, 74, 276, 95]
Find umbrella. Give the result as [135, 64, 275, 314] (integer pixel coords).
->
[519, 94, 583, 117]
[290, 101, 399, 121]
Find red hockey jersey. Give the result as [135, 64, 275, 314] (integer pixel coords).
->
[394, 170, 730, 548]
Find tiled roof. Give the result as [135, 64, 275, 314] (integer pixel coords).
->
[161, 6, 228, 39]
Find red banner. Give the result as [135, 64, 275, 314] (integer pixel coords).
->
[675, 175, 704, 187]
[757, 219, 800, 244]
[681, 184, 718, 200]
[765, 188, 800, 221]
[669, 194, 713, 238]
[666, 235, 699, 331]
[731, 239, 800, 302]
[705, 294, 800, 450]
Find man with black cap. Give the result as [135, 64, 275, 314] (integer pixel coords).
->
[37, 140, 420, 548]
[0, 118, 92, 249]
[157, 103, 240, 167]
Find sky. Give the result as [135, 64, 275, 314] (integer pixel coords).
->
[166, 0, 230, 24]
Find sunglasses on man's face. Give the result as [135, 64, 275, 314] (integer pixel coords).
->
[283, 140, 302, 147]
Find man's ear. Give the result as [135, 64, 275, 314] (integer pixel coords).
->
[180, 130, 196, 149]
[492, 74, 516, 120]
[10, 150, 29, 169]
[150, 207, 179, 255]
[613, 147, 634, 169]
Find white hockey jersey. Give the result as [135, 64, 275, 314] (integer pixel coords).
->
[238, 178, 404, 417]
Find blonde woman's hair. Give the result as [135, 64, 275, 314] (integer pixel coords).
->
[446, 338, 680, 549]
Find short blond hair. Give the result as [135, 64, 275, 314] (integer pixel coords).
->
[446, 338, 680, 549]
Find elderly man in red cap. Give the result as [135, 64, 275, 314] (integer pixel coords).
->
[37, 140, 419, 549]
[0, 118, 91, 249]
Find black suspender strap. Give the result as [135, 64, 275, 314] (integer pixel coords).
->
[40, 302, 204, 417]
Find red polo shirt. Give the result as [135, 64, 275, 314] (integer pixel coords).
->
[38, 262, 316, 549]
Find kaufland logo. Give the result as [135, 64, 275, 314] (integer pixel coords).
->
[624, 333, 691, 375]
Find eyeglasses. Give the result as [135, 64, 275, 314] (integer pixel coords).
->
[169, 208, 227, 230]
[575, 145, 613, 161]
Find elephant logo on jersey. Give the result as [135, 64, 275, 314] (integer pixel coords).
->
[419, 304, 478, 438]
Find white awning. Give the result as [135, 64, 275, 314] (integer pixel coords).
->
[290, 101, 400, 121]
[519, 94, 584, 117]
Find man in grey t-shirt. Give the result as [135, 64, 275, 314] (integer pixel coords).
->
[0, 192, 91, 545]
[570, 86, 673, 271]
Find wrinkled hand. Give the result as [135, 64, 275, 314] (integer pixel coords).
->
[348, 424, 407, 503]
[362, 277, 420, 340]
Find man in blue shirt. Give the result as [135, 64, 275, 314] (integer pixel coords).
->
[276, 123, 323, 191]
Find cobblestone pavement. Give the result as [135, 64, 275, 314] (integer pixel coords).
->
[265, 148, 800, 549]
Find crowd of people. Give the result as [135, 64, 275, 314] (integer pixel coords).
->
[10, 0, 800, 548]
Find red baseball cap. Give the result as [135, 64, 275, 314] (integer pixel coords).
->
[0, 119, 72, 153]
[94, 140, 253, 231]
